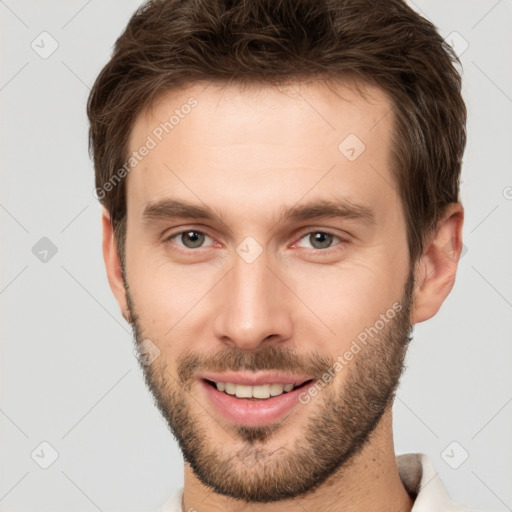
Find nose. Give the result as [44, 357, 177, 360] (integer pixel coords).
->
[212, 250, 293, 351]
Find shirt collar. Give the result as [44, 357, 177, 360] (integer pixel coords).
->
[397, 453, 469, 511]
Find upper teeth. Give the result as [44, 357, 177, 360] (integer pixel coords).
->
[215, 382, 296, 399]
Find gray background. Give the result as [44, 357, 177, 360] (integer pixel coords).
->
[0, 0, 511, 510]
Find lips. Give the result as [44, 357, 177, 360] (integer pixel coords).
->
[198, 372, 316, 426]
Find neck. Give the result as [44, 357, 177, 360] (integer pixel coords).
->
[181, 409, 413, 512]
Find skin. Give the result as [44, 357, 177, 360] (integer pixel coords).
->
[102, 80, 464, 512]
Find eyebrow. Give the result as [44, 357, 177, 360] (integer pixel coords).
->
[282, 199, 375, 225]
[141, 197, 375, 228]
[142, 199, 221, 223]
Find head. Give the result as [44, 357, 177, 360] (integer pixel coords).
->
[88, 0, 466, 504]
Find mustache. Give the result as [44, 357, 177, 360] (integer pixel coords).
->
[177, 344, 335, 385]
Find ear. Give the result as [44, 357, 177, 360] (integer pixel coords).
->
[101, 208, 130, 323]
[411, 203, 464, 324]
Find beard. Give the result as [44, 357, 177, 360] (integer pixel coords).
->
[124, 272, 414, 503]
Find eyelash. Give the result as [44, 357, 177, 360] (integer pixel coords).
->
[164, 229, 347, 254]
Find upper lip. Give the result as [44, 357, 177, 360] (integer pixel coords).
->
[199, 371, 314, 387]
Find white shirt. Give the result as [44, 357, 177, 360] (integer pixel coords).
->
[160, 453, 471, 511]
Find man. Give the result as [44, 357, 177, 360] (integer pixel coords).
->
[87, 0, 469, 510]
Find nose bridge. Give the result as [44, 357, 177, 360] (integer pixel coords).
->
[234, 254, 271, 314]
[213, 250, 292, 349]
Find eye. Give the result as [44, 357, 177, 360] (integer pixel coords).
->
[168, 230, 214, 249]
[296, 231, 342, 250]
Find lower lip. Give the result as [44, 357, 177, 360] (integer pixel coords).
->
[200, 380, 314, 427]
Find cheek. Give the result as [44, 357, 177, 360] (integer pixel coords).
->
[126, 248, 221, 346]
[288, 257, 407, 351]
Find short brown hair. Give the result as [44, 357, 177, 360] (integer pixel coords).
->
[87, 0, 466, 266]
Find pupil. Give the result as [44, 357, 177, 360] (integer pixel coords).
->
[310, 232, 332, 249]
[182, 231, 204, 248]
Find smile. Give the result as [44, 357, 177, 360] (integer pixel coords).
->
[205, 380, 312, 399]
[199, 373, 316, 426]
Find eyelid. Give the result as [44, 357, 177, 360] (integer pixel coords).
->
[162, 225, 212, 240]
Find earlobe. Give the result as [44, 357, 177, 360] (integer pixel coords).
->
[101, 208, 130, 322]
[411, 203, 464, 324]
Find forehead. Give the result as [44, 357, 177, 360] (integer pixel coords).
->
[126, 79, 396, 222]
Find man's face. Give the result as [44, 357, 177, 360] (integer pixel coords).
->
[122, 81, 413, 502]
